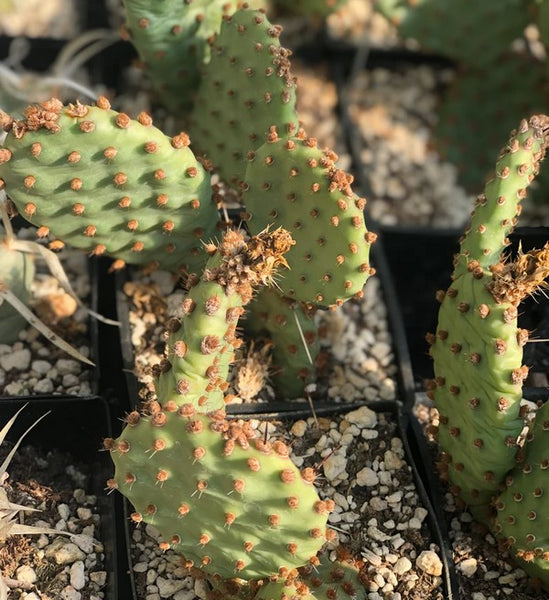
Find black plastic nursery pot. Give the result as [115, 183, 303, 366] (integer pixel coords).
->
[0, 394, 131, 599]
[379, 225, 549, 600]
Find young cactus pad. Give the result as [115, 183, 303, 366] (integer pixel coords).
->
[108, 406, 331, 580]
[245, 286, 320, 398]
[428, 115, 549, 518]
[189, 7, 299, 187]
[0, 97, 217, 273]
[154, 228, 295, 412]
[243, 131, 375, 308]
[493, 400, 549, 589]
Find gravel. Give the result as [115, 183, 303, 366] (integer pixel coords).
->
[0, 247, 94, 397]
[0, 445, 107, 599]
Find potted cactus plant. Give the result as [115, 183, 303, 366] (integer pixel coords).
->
[419, 114, 549, 595]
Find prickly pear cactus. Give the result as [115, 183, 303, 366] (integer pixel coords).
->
[0, 235, 35, 344]
[243, 131, 375, 308]
[109, 406, 331, 580]
[108, 228, 331, 580]
[435, 56, 547, 193]
[0, 97, 218, 273]
[375, 0, 530, 68]
[428, 115, 549, 519]
[494, 400, 549, 590]
[155, 228, 295, 412]
[245, 287, 320, 399]
[189, 8, 300, 187]
[121, 0, 267, 113]
[274, 0, 349, 18]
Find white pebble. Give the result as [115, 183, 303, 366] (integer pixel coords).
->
[60, 586, 81, 600]
[46, 539, 85, 564]
[416, 550, 443, 576]
[322, 454, 347, 483]
[156, 577, 188, 598]
[458, 558, 478, 578]
[31, 359, 52, 375]
[0, 348, 31, 371]
[356, 467, 379, 486]
[16, 564, 37, 584]
[345, 406, 377, 428]
[70, 561, 86, 590]
[393, 557, 412, 575]
[58, 504, 71, 521]
[90, 571, 107, 587]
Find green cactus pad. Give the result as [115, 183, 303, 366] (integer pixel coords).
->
[189, 8, 300, 187]
[245, 287, 320, 399]
[375, 0, 530, 68]
[0, 98, 217, 273]
[429, 115, 549, 518]
[274, 0, 349, 18]
[299, 552, 366, 600]
[242, 133, 374, 308]
[121, 0, 267, 114]
[255, 552, 366, 600]
[155, 228, 294, 412]
[436, 57, 547, 193]
[494, 401, 549, 590]
[109, 408, 330, 580]
[0, 237, 35, 344]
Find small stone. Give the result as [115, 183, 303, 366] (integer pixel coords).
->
[60, 586, 81, 600]
[416, 550, 443, 576]
[322, 453, 347, 483]
[56, 358, 81, 375]
[58, 503, 71, 521]
[393, 557, 412, 575]
[383, 449, 404, 470]
[31, 359, 52, 375]
[345, 406, 377, 428]
[16, 564, 37, 584]
[76, 507, 93, 520]
[70, 561, 86, 590]
[356, 467, 379, 486]
[90, 571, 107, 587]
[0, 348, 31, 371]
[157, 577, 187, 598]
[134, 562, 148, 573]
[34, 378, 55, 394]
[458, 558, 478, 578]
[45, 539, 85, 564]
[290, 420, 307, 437]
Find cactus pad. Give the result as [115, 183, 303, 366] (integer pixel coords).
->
[245, 287, 320, 399]
[0, 98, 217, 273]
[242, 132, 374, 308]
[494, 400, 549, 590]
[121, 1, 266, 114]
[189, 8, 300, 187]
[155, 228, 295, 412]
[436, 57, 547, 193]
[109, 407, 330, 580]
[375, 0, 530, 68]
